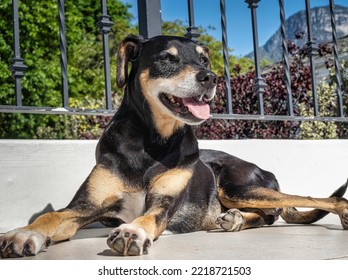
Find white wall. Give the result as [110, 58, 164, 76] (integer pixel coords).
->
[199, 140, 348, 196]
[1, 139, 348, 232]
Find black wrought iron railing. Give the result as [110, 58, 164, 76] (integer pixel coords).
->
[0, 0, 347, 122]
[185, 0, 347, 122]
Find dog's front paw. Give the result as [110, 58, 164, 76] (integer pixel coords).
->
[107, 224, 152, 256]
[0, 229, 50, 258]
[216, 209, 245, 232]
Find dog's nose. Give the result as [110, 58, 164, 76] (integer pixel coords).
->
[196, 70, 217, 90]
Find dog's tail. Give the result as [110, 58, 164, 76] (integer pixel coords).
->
[281, 180, 348, 224]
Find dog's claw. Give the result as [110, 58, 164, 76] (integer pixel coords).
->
[0, 240, 6, 251]
[340, 209, 348, 229]
[23, 242, 35, 256]
[0, 229, 47, 258]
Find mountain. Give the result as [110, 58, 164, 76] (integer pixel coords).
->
[246, 5, 348, 62]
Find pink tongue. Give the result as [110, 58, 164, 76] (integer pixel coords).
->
[183, 98, 210, 120]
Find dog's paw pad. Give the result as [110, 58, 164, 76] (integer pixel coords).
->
[0, 229, 48, 258]
[107, 224, 152, 256]
[216, 209, 245, 232]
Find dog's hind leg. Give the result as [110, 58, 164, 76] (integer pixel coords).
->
[216, 208, 282, 231]
[202, 150, 348, 230]
[216, 209, 266, 231]
[217, 184, 348, 231]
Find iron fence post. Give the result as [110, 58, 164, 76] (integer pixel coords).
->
[96, 0, 114, 110]
[329, 0, 344, 117]
[9, 0, 28, 107]
[220, 0, 232, 114]
[185, 0, 200, 41]
[305, 0, 319, 117]
[278, 0, 293, 116]
[245, 0, 266, 116]
[58, 0, 69, 108]
[137, 0, 162, 39]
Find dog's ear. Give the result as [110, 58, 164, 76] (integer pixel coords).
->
[117, 34, 144, 88]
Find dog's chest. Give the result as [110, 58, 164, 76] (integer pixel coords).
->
[117, 191, 146, 223]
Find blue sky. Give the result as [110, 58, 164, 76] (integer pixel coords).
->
[120, 0, 348, 56]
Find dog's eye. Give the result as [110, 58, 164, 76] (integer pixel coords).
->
[159, 53, 178, 63]
[200, 55, 209, 65]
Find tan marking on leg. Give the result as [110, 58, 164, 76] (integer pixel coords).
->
[150, 168, 193, 195]
[87, 164, 140, 207]
[241, 212, 266, 230]
[132, 209, 167, 239]
[24, 163, 146, 242]
[218, 187, 348, 214]
[130, 169, 193, 238]
[26, 211, 83, 241]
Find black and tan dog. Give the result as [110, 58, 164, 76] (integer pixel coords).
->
[1, 35, 348, 258]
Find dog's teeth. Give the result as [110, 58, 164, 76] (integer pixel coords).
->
[199, 94, 204, 102]
[168, 95, 175, 103]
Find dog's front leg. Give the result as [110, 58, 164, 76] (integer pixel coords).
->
[0, 163, 125, 258]
[107, 168, 193, 256]
[0, 209, 88, 258]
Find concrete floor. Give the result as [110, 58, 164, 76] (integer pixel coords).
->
[3, 215, 348, 260]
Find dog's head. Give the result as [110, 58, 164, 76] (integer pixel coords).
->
[117, 35, 217, 135]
